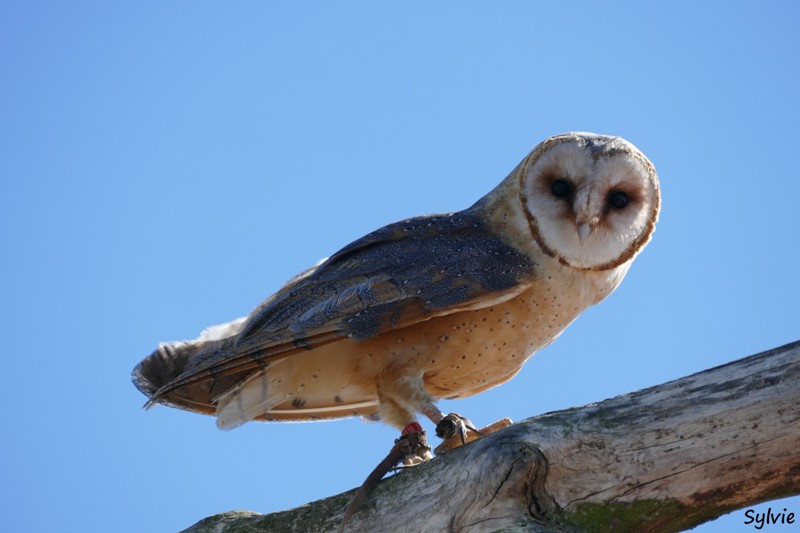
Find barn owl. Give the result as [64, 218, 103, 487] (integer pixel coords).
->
[133, 132, 660, 459]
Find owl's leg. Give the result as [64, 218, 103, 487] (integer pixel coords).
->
[377, 374, 483, 454]
[376, 374, 428, 426]
[377, 373, 511, 454]
[375, 379, 433, 464]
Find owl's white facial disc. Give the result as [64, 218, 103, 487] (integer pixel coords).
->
[519, 133, 660, 271]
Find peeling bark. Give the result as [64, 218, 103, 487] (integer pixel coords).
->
[183, 340, 800, 532]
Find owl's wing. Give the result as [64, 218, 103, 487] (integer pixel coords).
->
[149, 208, 534, 402]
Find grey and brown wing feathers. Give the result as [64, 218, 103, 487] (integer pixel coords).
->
[133, 207, 534, 418]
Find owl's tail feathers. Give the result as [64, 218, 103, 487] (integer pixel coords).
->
[133, 342, 283, 427]
[132, 341, 200, 408]
[133, 317, 248, 408]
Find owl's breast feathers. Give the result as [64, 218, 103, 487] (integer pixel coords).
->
[133, 203, 553, 419]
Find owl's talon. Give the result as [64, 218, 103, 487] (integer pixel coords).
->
[434, 415, 513, 455]
[435, 412, 479, 441]
[397, 423, 433, 465]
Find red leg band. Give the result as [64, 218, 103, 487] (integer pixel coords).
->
[401, 422, 423, 435]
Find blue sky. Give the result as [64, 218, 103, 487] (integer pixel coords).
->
[2, 2, 799, 532]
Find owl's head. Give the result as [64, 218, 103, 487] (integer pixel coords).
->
[518, 132, 660, 271]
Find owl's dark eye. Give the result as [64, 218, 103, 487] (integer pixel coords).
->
[550, 179, 572, 198]
[608, 190, 629, 209]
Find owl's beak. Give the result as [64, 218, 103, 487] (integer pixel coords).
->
[576, 215, 600, 243]
[577, 223, 593, 243]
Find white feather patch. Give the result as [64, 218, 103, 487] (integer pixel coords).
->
[215, 367, 286, 430]
[198, 316, 248, 342]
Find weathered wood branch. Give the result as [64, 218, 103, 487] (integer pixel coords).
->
[184, 340, 800, 532]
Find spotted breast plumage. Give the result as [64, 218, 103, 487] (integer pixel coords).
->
[133, 132, 660, 455]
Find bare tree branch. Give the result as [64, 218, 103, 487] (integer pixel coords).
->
[183, 340, 800, 532]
